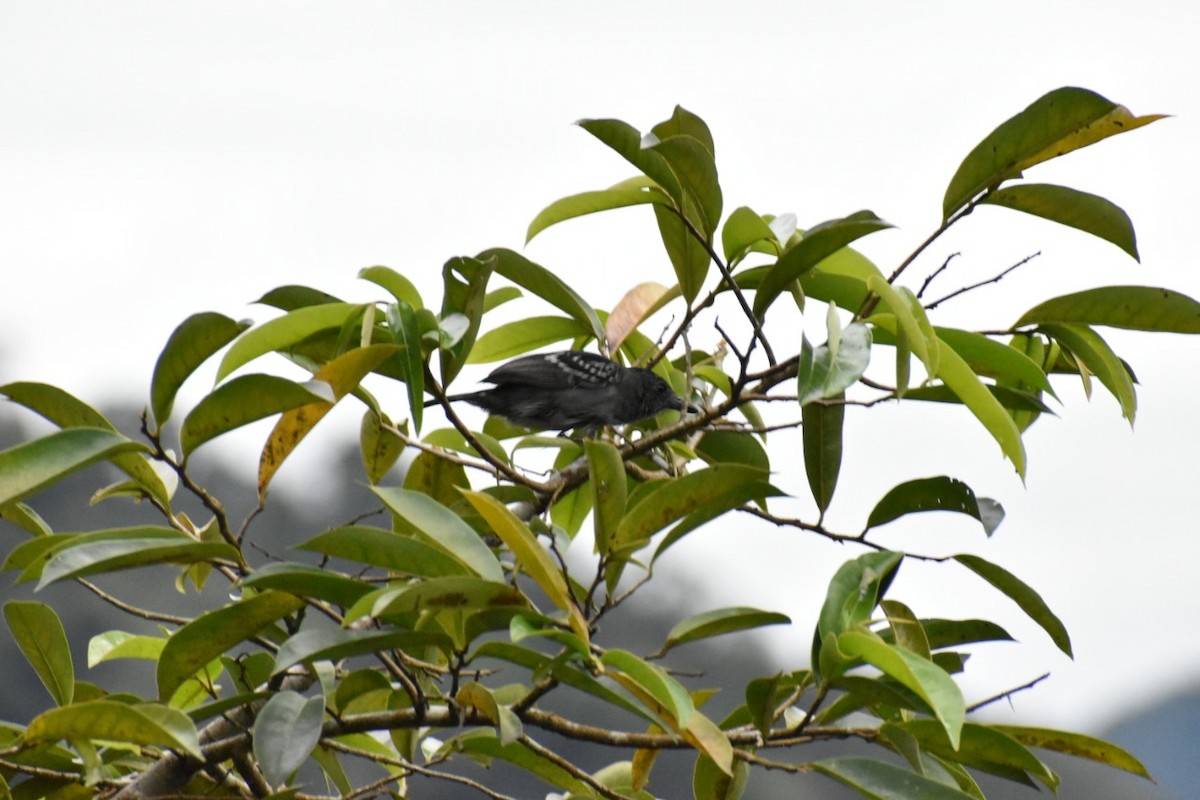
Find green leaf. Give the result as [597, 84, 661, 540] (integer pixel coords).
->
[990, 725, 1152, 780]
[180, 374, 333, 456]
[359, 408, 405, 485]
[880, 600, 931, 661]
[358, 265, 423, 309]
[150, 312, 251, 427]
[38, 533, 239, 589]
[813, 757, 976, 799]
[602, 649, 694, 728]
[836, 630, 965, 749]
[88, 631, 166, 666]
[931, 328, 1054, 396]
[943, 87, 1165, 219]
[576, 118, 684, 203]
[0, 383, 172, 508]
[438, 255, 493, 385]
[477, 248, 604, 342]
[797, 321, 872, 405]
[0, 428, 146, 506]
[585, 440, 626, 557]
[438, 729, 591, 794]
[350, 576, 525, 623]
[802, 395, 844, 514]
[695, 429, 770, 472]
[653, 202, 712, 304]
[722, 206, 779, 265]
[866, 476, 1003, 536]
[403, 449, 470, 507]
[694, 751, 749, 800]
[157, 591, 305, 700]
[933, 338, 1026, 477]
[240, 562, 373, 608]
[468, 316, 591, 363]
[298, 525, 470, 578]
[648, 133, 722, 236]
[527, 184, 672, 243]
[385, 300, 425, 433]
[255, 284, 344, 311]
[1016, 286, 1200, 333]
[651, 104, 716, 155]
[216, 302, 364, 382]
[981, 184, 1138, 260]
[4, 601, 73, 706]
[753, 211, 893, 318]
[0, 501, 53, 538]
[658, 607, 790, 656]
[457, 682, 523, 746]
[1040, 323, 1136, 422]
[273, 628, 451, 675]
[26, 701, 201, 759]
[461, 490, 589, 641]
[813, 551, 904, 676]
[901, 720, 1059, 791]
[954, 554, 1072, 656]
[371, 487, 505, 582]
[253, 691, 326, 788]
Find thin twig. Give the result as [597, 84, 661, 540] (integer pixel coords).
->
[518, 735, 633, 800]
[967, 672, 1050, 712]
[76, 578, 190, 626]
[925, 252, 1041, 310]
[917, 251, 961, 299]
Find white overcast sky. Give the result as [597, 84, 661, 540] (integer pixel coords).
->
[2, 2, 1198, 734]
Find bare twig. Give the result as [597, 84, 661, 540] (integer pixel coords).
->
[77, 578, 189, 626]
[917, 251, 962, 299]
[925, 252, 1041, 310]
[967, 672, 1050, 712]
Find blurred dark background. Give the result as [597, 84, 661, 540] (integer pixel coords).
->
[1, 407, 1194, 799]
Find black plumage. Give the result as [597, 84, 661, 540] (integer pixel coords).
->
[447, 351, 688, 431]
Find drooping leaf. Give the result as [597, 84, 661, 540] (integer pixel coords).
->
[954, 554, 1072, 657]
[438, 256, 494, 386]
[901, 720, 1059, 791]
[602, 649, 694, 729]
[648, 133, 723, 237]
[1016, 286, 1200, 333]
[253, 691, 326, 788]
[358, 265, 423, 309]
[802, 395, 845, 514]
[359, 408, 405, 485]
[4, 601, 73, 706]
[981, 184, 1138, 260]
[150, 312, 251, 427]
[0, 428, 146, 506]
[933, 338, 1026, 477]
[576, 118, 684, 204]
[653, 202, 712, 304]
[180, 374, 333, 456]
[527, 181, 672, 243]
[216, 303, 365, 382]
[930, 328, 1055, 396]
[477, 248, 604, 342]
[991, 725, 1151, 780]
[943, 87, 1164, 219]
[1039, 323, 1136, 422]
[585, 439, 626, 557]
[866, 476, 1003, 536]
[26, 701, 201, 759]
[385, 300, 425, 433]
[658, 607, 790, 656]
[812, 551, 904, 676]
[157, 591, 305, 700]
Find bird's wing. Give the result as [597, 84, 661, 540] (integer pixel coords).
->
[484, 351, 620, 388]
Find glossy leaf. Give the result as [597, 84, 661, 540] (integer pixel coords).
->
[881, 599, 931, 661]
[606, 282, 678, 353]
[585, 439, 626, 556]
[943, 87, 1164, 219]
[576, 118, 684, 203]
[954, 554, 1072, 657]
[1, 382, 175, 511]
[27, 701, 201, 759]
[722, 205, 779, 265]
[371, 487, 504, 582]
[150, 312, 250, 427]
[1016, 286, 1200, 333]
[157, 591, 305, 700]
[215, 302, 364, 382]
[467, 316, 591, 363]
[38, 533, 239, 589]
[797, 322, 872, 405]
[253, 691, 325, 788]
[358, 265, 423, 309]
[802, 395, 844, 514]
[653, 202, 711, 304]
[385, 300, 425, 433]
[0, 428, 146, 506]
[0, 501, 52, 538]
[866, 476, 1003, 536]
[649, 133, 722, 236]
[695, 429, 770, 472]
[981, 183, 1138, 260]
[932, 328, 1054, 396]
[180, 374, 332, 456]
[836, 630, 965, 748]
[298, 525, 470, 578]
[753, 211, 893, 318]
[4, 601, 73, 706]
[933, 338, 1026, 477]
[991, 725, 1151, 779]
[351, 576, 525, 622]
[88, 631, 166, 666]
[813, 550, 904, 676]
[658, 606, 790, 656]
[813, 757, 976, 799]
[255, 284, 344, 311]
[527, 184, 672, 243]
[902, 720, 1059, 791]
[457, 682, 523, 745]
[684, 708, 736, 778]
[438, 256, 493, 386]
[273, 628, 452, 675]
[479, 248, 604, 343]
[462, 490, 589, 641]
[1040, 323, 1136, 422]
[240, 562, 373, 607]
[602, 649, 694, 728]
[258, 345, 400, 499]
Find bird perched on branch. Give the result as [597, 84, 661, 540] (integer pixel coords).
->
[444, 350, 690, 431]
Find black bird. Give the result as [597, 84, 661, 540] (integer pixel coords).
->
[446, 350, 689, 431]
